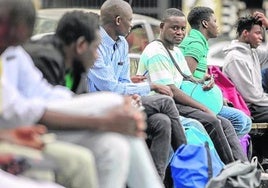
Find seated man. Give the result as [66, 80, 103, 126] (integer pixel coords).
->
[223, 12, 268, 165]
[0, 1, 163, 188]
[137, 8, 248, 164]
[87, 0, 189, 181]
[179, 6, 251, 138]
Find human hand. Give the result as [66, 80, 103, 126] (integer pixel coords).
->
[254, 11, 268, 28]
[0, 155, 30, 175]
[131, 94, 144, 110]
[0, 154, 13, 165]
[131, 75, 147, 83]
[150, 83, 174, 97]
[104, 96, 147, 138]
[0, 125, 47, 150]
[202, 74, 215, 91]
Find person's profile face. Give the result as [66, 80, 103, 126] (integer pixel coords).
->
[117, 9, 133, 37]
[80, 31, 101, 69]
[206, 14, 218, 39]
[246, 24, 263, 48]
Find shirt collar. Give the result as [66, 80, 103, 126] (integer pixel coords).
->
[100, 26, 122, 48]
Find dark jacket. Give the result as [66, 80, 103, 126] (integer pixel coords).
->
[24, 35, 87, 93]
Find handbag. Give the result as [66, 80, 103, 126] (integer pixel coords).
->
[206, 157, 262, 188]
[156, 39, 223, 114]
[208, 65, 251, 116]
[180, 80, 223, 114]
[170, 126, 224, 188]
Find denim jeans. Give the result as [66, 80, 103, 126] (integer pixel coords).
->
[218, 106, 252, 138]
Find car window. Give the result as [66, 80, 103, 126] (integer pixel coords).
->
[126, 24, 148, 54]
[34, 17, 58, 35]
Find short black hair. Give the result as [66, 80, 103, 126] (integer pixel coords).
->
[236, 16, 262, 36]
[161, 8, 185, 22]
[56, 11, 100, 45]
[187, 6, 214, 29]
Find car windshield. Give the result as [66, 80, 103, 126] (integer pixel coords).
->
[34, 17, 58, 35]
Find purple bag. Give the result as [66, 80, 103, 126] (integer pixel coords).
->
[239, 134, 252, 160]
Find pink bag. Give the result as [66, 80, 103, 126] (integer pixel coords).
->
[208, 66, 251, 116]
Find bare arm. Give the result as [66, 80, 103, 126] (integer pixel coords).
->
[185, 56, 198, 74]
[150, 83, 174, 97]
[39, 99, 147, 138]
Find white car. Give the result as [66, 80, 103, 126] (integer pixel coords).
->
[34, 8, 161, 75]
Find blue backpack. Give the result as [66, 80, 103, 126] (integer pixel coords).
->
[170, 126, 224, 188]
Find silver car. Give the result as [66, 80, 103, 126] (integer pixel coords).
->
[34, 8, 161, 75]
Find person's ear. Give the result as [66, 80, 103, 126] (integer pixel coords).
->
[115, 15, 121, 26]
[242, 29, 249, 38]
[201, 20, 208, 28]
[76, 36, 87, 54]
[160, 22, 164, 29]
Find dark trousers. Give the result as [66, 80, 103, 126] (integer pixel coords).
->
[248, 104, 268, 161]
[175, 103, 247, 164]
[142, 94, 186, 180]
[249, 104, 268, 123]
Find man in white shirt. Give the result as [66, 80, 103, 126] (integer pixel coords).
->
[0, 0, 163, 188]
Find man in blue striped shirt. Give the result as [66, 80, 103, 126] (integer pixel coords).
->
[88, 0, 190, 184]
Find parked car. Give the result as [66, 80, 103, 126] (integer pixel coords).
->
[34, 8, 161, 75]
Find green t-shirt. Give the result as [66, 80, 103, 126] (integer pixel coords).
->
[179, 29, 209, 79]
[65, 71, 74, 90]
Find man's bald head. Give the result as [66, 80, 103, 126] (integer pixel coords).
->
[100, 0, 132, 26]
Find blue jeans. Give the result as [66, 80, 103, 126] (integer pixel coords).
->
[218, 106, 252, 138]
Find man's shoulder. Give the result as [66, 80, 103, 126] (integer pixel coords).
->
[24, 36, 64, 65]
[23, 36, 65, 85]
[180, 35, 204, 48]
[142, 41, 165, 56]
[2, 46, 30, 63]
